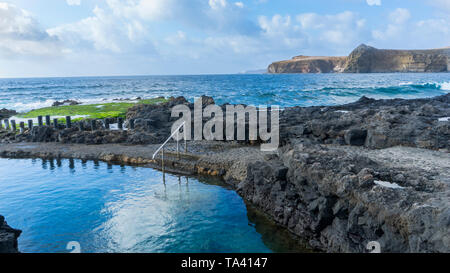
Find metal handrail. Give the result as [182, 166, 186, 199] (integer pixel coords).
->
[152, 121, 187, 160]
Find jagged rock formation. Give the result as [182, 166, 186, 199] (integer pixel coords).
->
[268, 44, 450, 73]
[279, 93, 450, 150]
[344, 44, 450, 73]
[0, 109, 17, 120]
[0, 215, 21, 253]
[52, 100, 80, 107]
[268, 56, 347, 73]
[238, 144, 450, 253]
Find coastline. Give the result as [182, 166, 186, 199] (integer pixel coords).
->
[0, 93, 449, 253]
[0, 141, 448, 253]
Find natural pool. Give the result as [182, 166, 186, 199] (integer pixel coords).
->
[0, 158, 308, 253]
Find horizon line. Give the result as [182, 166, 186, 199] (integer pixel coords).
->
[0, 72, 271, 80]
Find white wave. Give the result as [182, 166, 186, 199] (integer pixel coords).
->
[9, 100, 57, 113]
[440, 82, 450, 91]
[420, 81, 450, 90]
[2, 97, 150, 113]
[398, 81, 450, 91]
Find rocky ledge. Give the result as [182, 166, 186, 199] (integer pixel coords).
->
[0, 215, 21, 253]
[0, 94, 449, 253]
[280, 93, 449, 150]
[238, 144, 449, 252]
[268, 44, 450, 73]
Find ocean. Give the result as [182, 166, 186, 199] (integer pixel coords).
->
[0, 73, 449, 112]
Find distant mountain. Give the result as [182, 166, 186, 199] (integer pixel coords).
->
[268, 44, 450, 73]
[239, 69, 267, 74]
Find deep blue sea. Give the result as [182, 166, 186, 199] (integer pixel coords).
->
[0, 73, 449, 112]
[0, 158, 307, 253]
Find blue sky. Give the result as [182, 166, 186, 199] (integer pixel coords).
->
[0, 0, 449, 77]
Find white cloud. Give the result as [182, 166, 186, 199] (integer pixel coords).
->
[417, 18, 450, 36]
[104, 0, 257, 35]
[235, 2, 244, 8]
[106, 0, 171, 21]
[48, 5, 149, 53]
[66, 0, 81, 6]
[410, 18, 450, 48]
[46, 3, 369, 69]
[47, 0, 260, 57]
[370, 7, 450, 49]
[295, 11, 368, 53]
[372, 8, 410, 41]
[0, 2, 62, 57]
[190, 10, 369, 62]
[366, 0, 381, 6]
[165, 30, 187, 45]
[429, 0, 450, 11]
[209, 0, 227, 10]
[257, 14, 306, 51]
[389, 8, 410, 24]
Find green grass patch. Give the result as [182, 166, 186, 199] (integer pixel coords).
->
[16, 98, 168, 120]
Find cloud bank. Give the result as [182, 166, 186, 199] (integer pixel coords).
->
[0, 2, 63, 58]
[0, 0, 449, 76]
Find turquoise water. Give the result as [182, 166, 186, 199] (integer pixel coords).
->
[0, 158, 306, 253]
[0, 73, 448, 112]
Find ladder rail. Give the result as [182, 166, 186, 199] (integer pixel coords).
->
[152, 121, 186, 160]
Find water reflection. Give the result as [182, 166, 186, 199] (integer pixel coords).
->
[0, 158, 310, 253]
[246, 205, 313, 253]
[69, 158, 75, 171]
[49, 159, 55, 170]
[93, 160, 100, 170]
[41, 159, 47, 169]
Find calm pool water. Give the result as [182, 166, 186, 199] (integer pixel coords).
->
[0, 158, 307, 253]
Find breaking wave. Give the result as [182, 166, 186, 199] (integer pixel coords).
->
[404, 82, 450, 90]
[0, 74, 449, 112]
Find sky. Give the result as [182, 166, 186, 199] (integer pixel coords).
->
[0, 0, 450, 77]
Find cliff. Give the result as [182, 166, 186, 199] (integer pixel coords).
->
[268, 56, 347, 73]
[268, 44, 450, 73]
